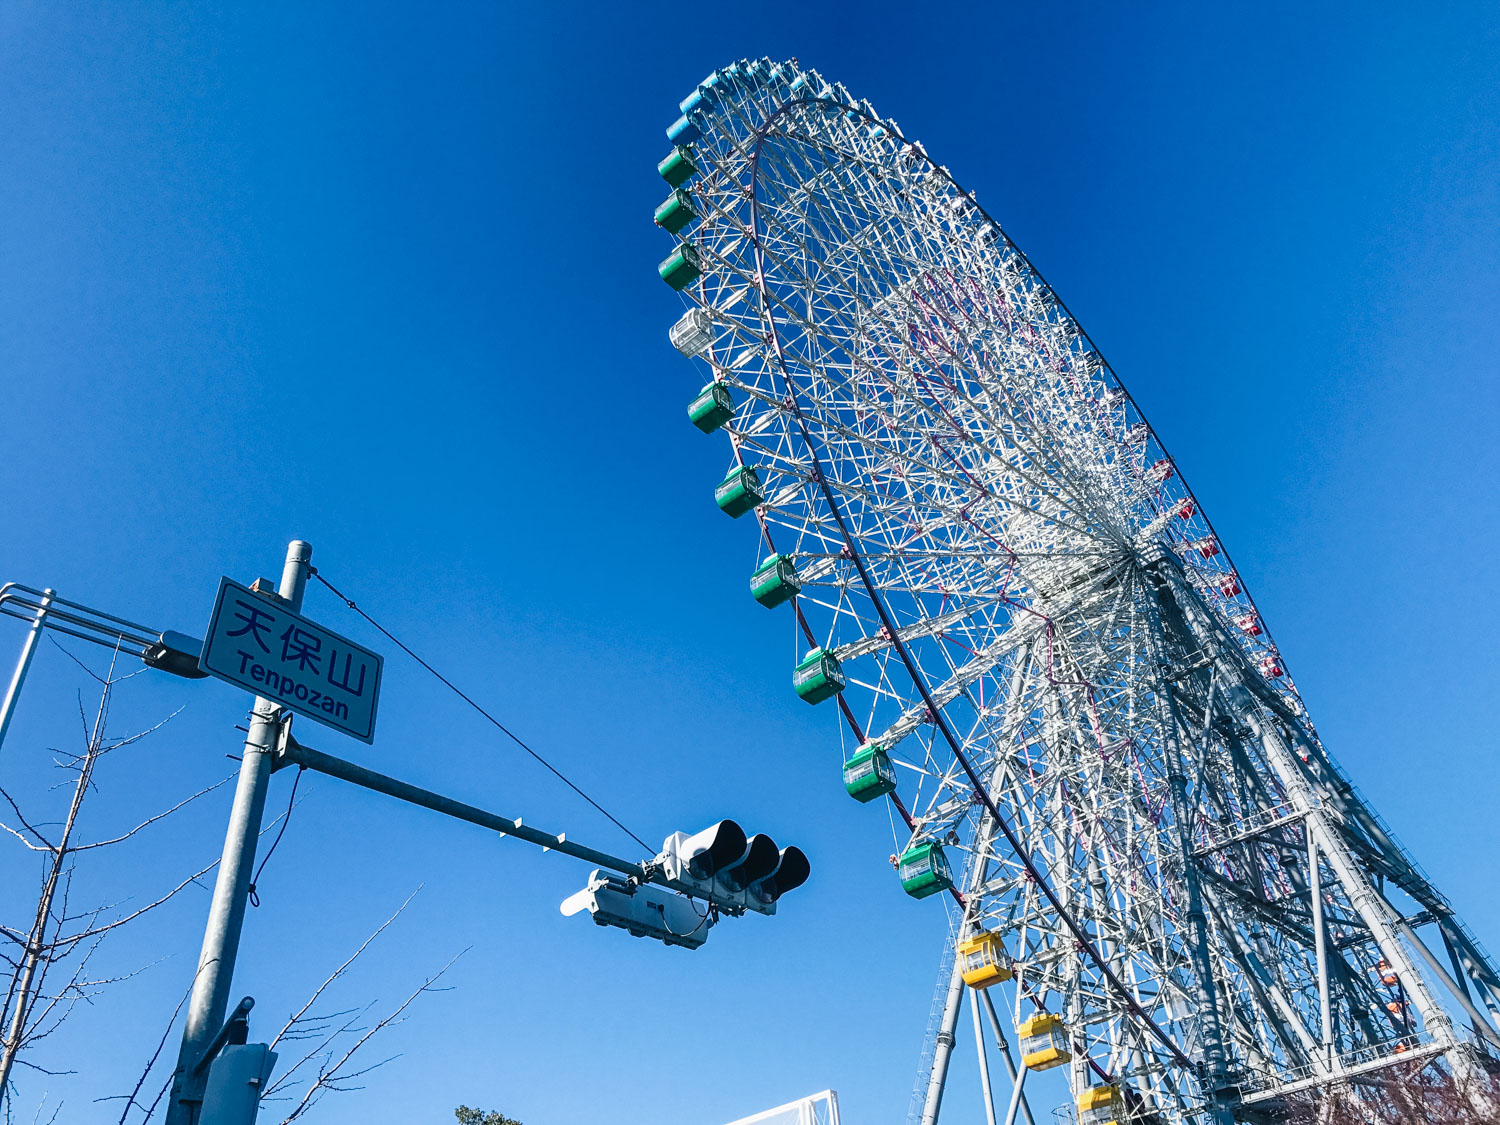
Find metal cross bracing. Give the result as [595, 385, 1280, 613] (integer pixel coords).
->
[658, 58, 1500, 1123]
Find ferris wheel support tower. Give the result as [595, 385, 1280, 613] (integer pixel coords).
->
[653, 58, 1500, 1123]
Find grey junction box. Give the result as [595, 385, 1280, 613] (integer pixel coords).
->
[198, 1044, 278, 1125]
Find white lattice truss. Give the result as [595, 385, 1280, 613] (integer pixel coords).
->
[660, 58, 1500, 1124]
[720, 1090, 841, 1125]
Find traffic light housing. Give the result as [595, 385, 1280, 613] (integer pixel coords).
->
[560, 869, 714, 950]
[658, 820, 810, 915]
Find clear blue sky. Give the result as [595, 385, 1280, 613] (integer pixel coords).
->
[1, 3, 1497, 1123]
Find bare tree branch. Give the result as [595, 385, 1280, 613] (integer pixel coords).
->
[267, 888, 422, 1054]
[43, 862, 218, 955]
[261, 1003, 376, 1102]
[72, 774, 232, 852]
[47, 798, 302, 957]
[24, 1091, 60, 1125]
[46, 639, 109, 687]
[91, 707, 184, 759]
[272, 951, 466, 1124]
[100, 979, 193, 1125]
[0, 825, 48, 855]
[0, 790, 55, 853]
[0, 652, 246, 1114]
[1285, 1056, 1500, 1123]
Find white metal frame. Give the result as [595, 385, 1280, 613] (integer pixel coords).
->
[720, 1089, 841, 1125]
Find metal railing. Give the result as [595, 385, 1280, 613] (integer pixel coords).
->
[0, 581, 205, 755]
[0, 582, 165, 658]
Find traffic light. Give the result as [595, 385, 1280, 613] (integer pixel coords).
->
[560, 869, 714, 950]
[560, 822, 809, 949]
[658, 820, 810, 915]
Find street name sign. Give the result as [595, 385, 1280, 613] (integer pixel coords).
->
[200, 577, 383, 743]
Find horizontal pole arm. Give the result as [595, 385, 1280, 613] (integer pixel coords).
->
[275, 733, 689, 893]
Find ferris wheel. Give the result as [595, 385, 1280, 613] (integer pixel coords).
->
[653, 58, 1500, 1125]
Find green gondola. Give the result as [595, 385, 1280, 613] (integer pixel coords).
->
[750, 553, 800, 607]
[714, 465, 763, 518]
[898, 839, 953, 899]
[657, 146, 697, 189]
[793, 646, 844, 704]
[658, 242, 702, 291]
[688, 381, 733, 433]
[842, 743, 897, 803]
[654, 189, 698, 235]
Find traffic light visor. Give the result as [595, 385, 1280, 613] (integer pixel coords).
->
[754, 845, 810, 902]
[680, 819, 748, 880]
[722, 833, 780, 890]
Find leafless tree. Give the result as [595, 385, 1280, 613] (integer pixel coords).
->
[259, 890, 464, 1124]
[0, 645, 229, 1116]
[1, 645, 460, 1124]
[105, 890, 461, 1124]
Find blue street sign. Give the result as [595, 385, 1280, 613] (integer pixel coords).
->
[200, 577, 383, 743]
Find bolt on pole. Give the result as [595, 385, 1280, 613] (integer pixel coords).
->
[164, 541, 312, 1125]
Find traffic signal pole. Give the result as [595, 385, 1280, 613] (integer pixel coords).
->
[164, 541, 313, 1125]
[154, 539, 804, 1120]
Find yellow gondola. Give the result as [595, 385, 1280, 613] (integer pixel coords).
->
[1077, 1085, 1123, 1125]
[1017, 1012, 1071, 1071]
[956, 931, 1013, 989]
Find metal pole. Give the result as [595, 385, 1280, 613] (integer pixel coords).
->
[1141, 571, 1234, 1123]
[1393, 918, 1500, 1050]
[1307, 832, 1333, 1068]
[165, 542, 312, 1125]
[920, 956, 966, 1125]
[980, 990, 1036, 1125]
[1245, 708, 1461, 1051]
[971, 986, 998, 1125]
[1440, 919, 1500, 1026]
[0, 588, 53, 757]
[1442, 929, 1493, 1041]
[1000, 1058, 1028, 1125]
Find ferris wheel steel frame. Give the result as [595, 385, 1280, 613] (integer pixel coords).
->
[655, 58, 1500, 1125]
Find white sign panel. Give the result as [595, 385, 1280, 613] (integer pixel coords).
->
[200, 577, 383, 743]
